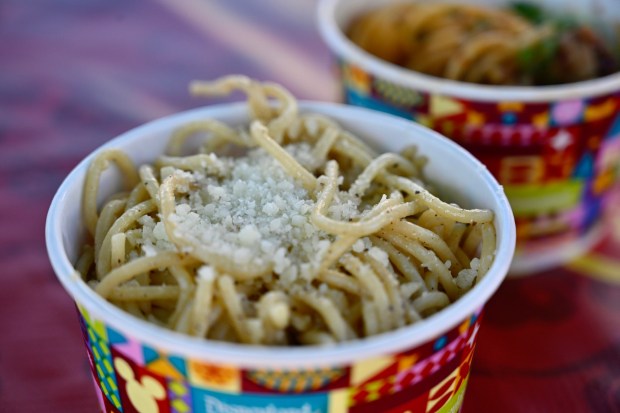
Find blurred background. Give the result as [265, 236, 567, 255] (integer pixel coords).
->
[1, 0, 619, 411]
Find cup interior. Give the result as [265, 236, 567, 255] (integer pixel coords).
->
[46, 101, 516, 368]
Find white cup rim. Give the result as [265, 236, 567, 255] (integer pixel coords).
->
[317, 0, 620, 103]
[46, 101, 515, 369]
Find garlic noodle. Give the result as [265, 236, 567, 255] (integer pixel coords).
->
[78, 76, 496, 345]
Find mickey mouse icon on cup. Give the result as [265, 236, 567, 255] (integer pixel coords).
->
[114, 357, 166, 413]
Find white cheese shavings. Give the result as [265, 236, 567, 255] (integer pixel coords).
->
[456, 268, 477, 290]
[147, 143, 365, 284]
[368, 246, 389, 267]
[197, 265, 216, 282]
[135, 215, 176, 256]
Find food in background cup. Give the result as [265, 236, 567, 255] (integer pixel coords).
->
[317, 0, 620, 274]
[347, 2, 619, 86]
[79, 76, 497, 345]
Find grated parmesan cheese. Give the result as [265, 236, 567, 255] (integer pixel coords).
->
[368, 246, 389, 267]
[137, 143, 366, 285]
[197, 265, 216, 282]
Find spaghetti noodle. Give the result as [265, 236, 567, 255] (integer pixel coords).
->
[78, 76, 496, 345]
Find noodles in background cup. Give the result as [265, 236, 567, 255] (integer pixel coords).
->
[46, 76, 515, 412]
[318, 0, 620, 274]
[346, 2, 620, 86]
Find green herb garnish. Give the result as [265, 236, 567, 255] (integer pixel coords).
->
[511, 2, 578, 30]
[511, 2, 546, 24]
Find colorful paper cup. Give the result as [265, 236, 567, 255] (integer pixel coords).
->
[46, 102, 515, 413]
[317, 0, 620, 274]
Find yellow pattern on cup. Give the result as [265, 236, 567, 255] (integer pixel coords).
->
[114, 357, 166, 413]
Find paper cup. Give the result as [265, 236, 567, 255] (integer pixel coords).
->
[46, 102, 515, 413]
[317, 0, 620, 275]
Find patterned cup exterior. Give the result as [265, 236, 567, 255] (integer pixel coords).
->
[78, 304, 483, 413]
[339, 62, 620, 264]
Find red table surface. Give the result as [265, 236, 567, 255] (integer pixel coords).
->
[1, 1, 619, 412]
